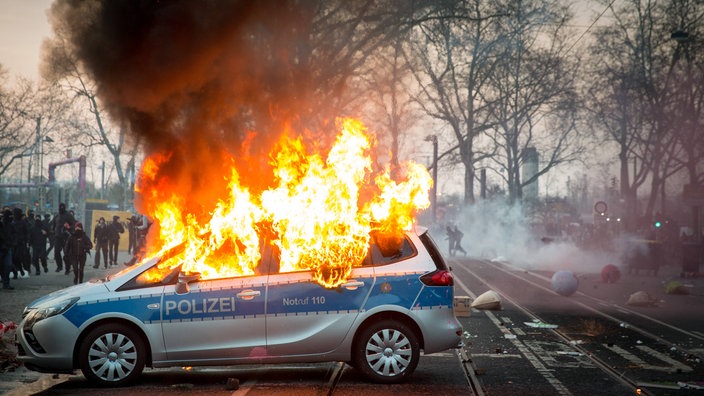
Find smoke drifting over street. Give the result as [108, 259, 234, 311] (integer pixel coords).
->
[442, 200, 632, 275]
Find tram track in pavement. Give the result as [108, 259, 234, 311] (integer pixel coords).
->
[473, 259, 704, 362]
[450, 258, 704, 395]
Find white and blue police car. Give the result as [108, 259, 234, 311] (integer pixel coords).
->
[16, 227, 462, 387]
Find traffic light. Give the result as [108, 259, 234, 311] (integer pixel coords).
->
[654, 212, 663, 228]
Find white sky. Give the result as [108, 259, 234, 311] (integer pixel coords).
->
[0, 0, 53, 80]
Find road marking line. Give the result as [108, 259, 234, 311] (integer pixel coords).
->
[605, 344, 692, 372]
[637, 345, 693, 372]
[454, 272, 573, 396]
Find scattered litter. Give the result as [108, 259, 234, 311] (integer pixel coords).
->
[626, 291, 658, 307]
[664, 280, 689, 295]
[636, 381, 681, 390]
[556, 351, 582, 357]
[171, 383, 195, 390]
[619, 323, 629, 328]
[636, 340, 643, 344]
[226, 378, 240, 391]
[670, 347, 677, 352]
[0, 321, 16, 341]
[524, 320, 558, 329]
[678, 381, 704, 390]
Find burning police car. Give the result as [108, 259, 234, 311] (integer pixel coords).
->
[16, 227, 462, 387]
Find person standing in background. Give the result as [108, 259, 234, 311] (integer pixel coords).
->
[49, 203, 75, 273]
[107, 215, 124, 266]
[64, 222, 93, 285]
[92, 217, 109, 269]
[29, 214, 50, 275]
[127, 215, 137, 255]
[12, 208, 31, 278]
[0, 213, 15, 290]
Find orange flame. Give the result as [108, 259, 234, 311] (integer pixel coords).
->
[138, 118, 431, 288]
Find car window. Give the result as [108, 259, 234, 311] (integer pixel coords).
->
[367, 231, 416, 265]
[117, 263, 183, 291]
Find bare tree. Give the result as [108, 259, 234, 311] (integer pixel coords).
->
[0, 70, 36, 180]
[587, 0, 704, 224]
[661, 1, 704, 187]
[407, 0, 505, 204]
[483, 0, 584, 204]
[40, 19, 141, 208]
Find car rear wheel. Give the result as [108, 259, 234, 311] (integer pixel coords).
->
[78, 323, 146, 387]
[352, 319, 420, 383]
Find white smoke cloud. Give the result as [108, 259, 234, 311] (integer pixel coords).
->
[428, 199, 644, 275]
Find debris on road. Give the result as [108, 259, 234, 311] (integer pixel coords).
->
[471, 290, 502, 310]
[626, 291, 658, 307]
[524, 320, 558, 329]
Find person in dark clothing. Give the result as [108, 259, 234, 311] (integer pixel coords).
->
[107, 215, 124, 266]
[0, 211, 15, 290]
[49, 203, 75, 272]
[12, 208, 31, 278]
[29, 215, 49, 274]
[43, 213, 54, 258]
[127, 216, 137, 255]
[452, 225, 467, 256]
[92, 217, 109, 269]
[445, 225, 467, 257]
[64, 222, 93, 284]
[445, 226, 456, 256]
[62, 222, 74, 274]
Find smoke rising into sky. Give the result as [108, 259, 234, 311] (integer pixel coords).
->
[46, 0, 326, 212]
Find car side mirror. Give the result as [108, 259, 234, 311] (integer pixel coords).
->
[175, 272, 201, 295]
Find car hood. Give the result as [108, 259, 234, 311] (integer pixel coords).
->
[26, 281, 110, 310]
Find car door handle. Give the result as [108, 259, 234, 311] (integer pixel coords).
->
[236, 290, 261, 300]
[341, 280, 364, 290]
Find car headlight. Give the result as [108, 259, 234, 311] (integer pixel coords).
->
[23, 297, 79, 330]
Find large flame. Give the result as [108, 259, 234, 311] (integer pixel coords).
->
[137, 118, 431, 288]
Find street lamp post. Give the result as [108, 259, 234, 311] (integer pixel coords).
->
[424, 135, 438, 224]
[39, 129, 53, 213]
[99, 161, 105, 200]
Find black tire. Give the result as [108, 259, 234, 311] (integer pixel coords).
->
[352, 319, 420, 383]
[78, 323, 146, 387]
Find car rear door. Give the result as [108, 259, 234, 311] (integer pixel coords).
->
[265, 265, 375, 356]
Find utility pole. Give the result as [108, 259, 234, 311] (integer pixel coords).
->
[425, 135, 438, 224]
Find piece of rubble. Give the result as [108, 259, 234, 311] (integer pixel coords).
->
[471, 290, 502, 310]
[626, 291, 658, 307]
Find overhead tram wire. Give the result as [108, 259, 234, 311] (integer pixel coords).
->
[564, 0, 618, 55]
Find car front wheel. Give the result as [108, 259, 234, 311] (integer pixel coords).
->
[352, 319, 420, 383]
[78, 323, 146, 387]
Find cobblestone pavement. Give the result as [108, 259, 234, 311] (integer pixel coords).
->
[0, 251, 133, 395]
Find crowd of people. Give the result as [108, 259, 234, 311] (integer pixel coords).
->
[0, 203, 149, 290]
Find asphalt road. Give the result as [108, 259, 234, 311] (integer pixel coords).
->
[449, 256, 704, 396]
